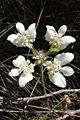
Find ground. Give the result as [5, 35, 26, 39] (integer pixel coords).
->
[0, 0, 80, 119]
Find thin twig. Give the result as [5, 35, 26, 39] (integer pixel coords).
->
[36, 8, 44, 30]
[0, 107, 80, 119]
[35, 0, 46, 30]
[57, 109, 80, 119]
[0, 25, 15, 38]
[17, 89, 80, 102]
[1, 54, 33, 63]
[71, 64, 80, 71]
[0, 89, 80, 103]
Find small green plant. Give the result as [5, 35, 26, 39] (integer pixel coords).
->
[7, 23, 76, 88]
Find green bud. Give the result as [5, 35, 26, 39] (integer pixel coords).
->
[47, 47, 59, 55]
[27, 43, 33, 49]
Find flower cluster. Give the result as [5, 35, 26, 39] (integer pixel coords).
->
[7, 23, 36, 48]
[44, 53, 74, 88]
[9, 55, 35, 87]
[33, 50, 48, 64]
[45, 25, 76, 50]
[7, 23, 76, 87]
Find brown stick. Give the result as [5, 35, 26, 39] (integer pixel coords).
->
[17, 89, 80, 102]
[36, 8, 44, 30]
[57, 109, 80, 119]
[0, 107, 80, 119]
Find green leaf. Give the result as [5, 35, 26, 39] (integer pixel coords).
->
[47, 47, 59, 55]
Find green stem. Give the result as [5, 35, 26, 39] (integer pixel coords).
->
[41, 89, 80, 120]
[24, 77, 41, 110]
[41, 62, 46, 95]
[31, 45, 37, 55]
[27, 77, 41, 105]
[41, 62, 50, 108]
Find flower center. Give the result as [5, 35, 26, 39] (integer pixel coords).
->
[50, 34, 62, 47]
[17, 31, 33, 47]
[20, 60, 34, 74]
[47, 59, 61, 74]
[37, 51, 46, 59]
[53, 59, 61, 72]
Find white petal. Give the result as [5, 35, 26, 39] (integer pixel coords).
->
[45, 25, 56, 41]
[13, 42, 23, 47]
[56, 34, 76, 50]
[58, 36, 76, 50]
[46, 25, 56, 32]
[58, 43, 69, 50]
[61, 36, 76, 44]
[58, 25, 67, 36]
[54, 52, 74, 66]
[61, 36, 76, 43]
[7, 34, 23, 47]
[19, 73, 33, 87]
[27, 23, 36, 39]
[61, 66, 74, 76]
[49, 72, 66, 88]
[7, 34, 18, 43]
[12, 55, 26, 68]
[16, 22, 25, 33]
[9, 68, 21, 76]
[58, 41, 70, 50]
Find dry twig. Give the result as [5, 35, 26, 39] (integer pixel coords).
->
[17, 89, 80, 102]
[57, 109, 80, 119]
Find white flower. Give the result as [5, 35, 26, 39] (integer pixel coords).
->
[7, 22, 36, 47]
[45, 25, 76, 50]
[9, 55, 35, 87]
[45, 52, 74, 88]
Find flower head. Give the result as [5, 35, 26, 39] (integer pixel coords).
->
[62, 95, 72, 107]
[45, 52, 74, 88]
[7, 22, 36, 47]
[9, 55, 35, 87]
[33, 50, 48, 64]
[45, 25, 76, 50]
